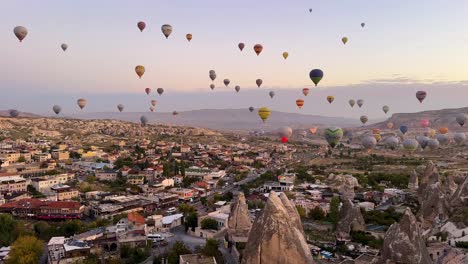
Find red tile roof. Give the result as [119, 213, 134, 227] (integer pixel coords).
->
[128, 212, 145, 225]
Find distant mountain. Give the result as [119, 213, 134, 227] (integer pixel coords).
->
[0, 110, 41, 118]
[71, 109, 360, 132]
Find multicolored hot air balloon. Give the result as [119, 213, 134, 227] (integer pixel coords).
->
[151, 100, 157, 107]
[224, 79, 230, 87]
[282, 52, 289, 59]
[357, 99, 364, 108]
[456, 113, 467, 127]
[258, 107, 271, 123]
[324, 127, 343, 148]
[61, 44, 68, 52]
[439, 127, 449, 134]
[140, 115, 148, 125]
[52, 105, 61, 115]
[135, 65, 145, 79]
[238, 43, 245, 51]
[326, 96, 334, 104]
[309, 127, 318, 134]
[400, 125, 408, 135]
[157, 88, 164, 96]
[145, 88, 151, 95]
[13, 26, 28, 42]
[256, 79, 263, 88]
[186, 34, 192, 42]
[77, 98, 86, 109]
[302, 88, 310, 96]
[424, 128, 436, 138]
[161, 24, 173, 38]
[235, 86, 240, 93]
[137, 21, 146, 32]
[249, 106, 254, 113]
[420, 119, 430, 128]
[341, 37, 348, 45]
[416, 91, 427, 103]
[8, 110, 19, 118]
[349, 99, 356, 108]
[309, 69, 324, 86]
[362, 135, 377, 151]
[269, 91, 275, 98]
[117, 104, 124, 112]
[382, 105, 390, 114]
[296, 99, 304, 109]
[403, 138, 419, 152]
[253, 44, 263, 56]
[360, 115, 368, 125]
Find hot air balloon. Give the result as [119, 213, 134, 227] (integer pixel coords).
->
[61, 44, 68, 52]
[309, 8, 312, 13]
[324, 127, 343, 148]
[173, 111, 179, 116]
[454, 132, 466, 145]
[456, 113, 467, 127]
[399, 125, 408, 135]
[278, 126, 293, 138]
[140, 115, 148, 125]
[360, 115, 368, 125]
[362, 135, 377, 150]
[269, 91, 275, 98]
[439, 127, 449, 134]
[186, 34, 192, 42]
[428, 139, 440, 150]
[238, 43, 245, 51]
[161, 24, 173, 38]
[145, 88, 151, 95]
[373, 134, 382, 142]
[302, 88, 310, 96]
[341, 37, 348, 45]
[135, 65, 145, 79]
[361, 23, 365, 28]
[436, 134, 450, 145]
[385, 136, 400, 150]
[223, 79, 230, 87]
[13, 26, 28, 42]
[416, 91, 427, 103]
[151, 100, 157, 107]
[349, 99, 356, 108]
[309, 69, 324, 86]
[281, 137, 288, 143]
[137, 21, 146, 32]
[253, 44, 263, 56]
[357, 99, 364, 108]
[258, 107, 271, 123]
[210, 84, 215, 90]
[403, 138, 419, 152]
[424, 128, 436, 138]
[372, 129, 381, 135]
[282, 52, 289, 59]
[117, 104, 124, 112]
[157, 88, 164, 96]
[77, 99, 87, 109]
[344, 130, 353, 142]
[326, 96, 334, 104]
[420, 119, 430, 128]
[387, 122, 394, 129]
[256, 79, 263, 88]
[52, 105, 61, 115]
[382, 105, 390, 114]
[249, 106, 254, 113]
[309, 127, 318, 134]
[235, 86, 240, 93]
[416, 136, 430, 150]
[296, 99, 304, 109]
[209, 70, 217, 81]
[8, 110, 19, 118]
[149, 106, 155, 112]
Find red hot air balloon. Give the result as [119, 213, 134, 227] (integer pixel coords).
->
[137, 21, 146, 32]
[253, 44, 263, 56]
[281, 137, 289, 143]
[145, 88, 151, 95]
[416, 91, 427, 103]
[302, 88, 310, 96]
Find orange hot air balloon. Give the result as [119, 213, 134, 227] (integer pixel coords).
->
[296, 99, 304, 109]
[309, 127, 318, 134]
[372, 129, 381, 135]
[253, 44, 263, 56]
[186, 33, 192, 42]
[135, 65, 145, 79]
[302, 88, 310, 96]
[439, 127, 449, 134]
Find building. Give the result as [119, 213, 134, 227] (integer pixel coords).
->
[169, 188, 195, 201]
[47, 237, 90, 264]
[34, 153, 52, 162]
[0, 176, 27, 194]
[162, 213, 183, 230]
[51, 150, 70, 161]
[31, 174, 75, 193]
[0, 199, 84, 220]
[0, 151, 21, 164]
[262, 181, 294, 192]
[51, 184, 79, 201]
[185, 166, 212, 178]
[95, 170, 118, 182]
[127, 175, 144, 185]
[179, 254, 217, 264]
[205, 210, 229, 230]
[154, 193, 179, 208]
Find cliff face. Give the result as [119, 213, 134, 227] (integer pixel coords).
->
[327, 174, 359, 200]
[227, 193, 252, 237]
[242, 192, 314, 264]
[335, 199, 366, 240]
[380, 208, 432, 264]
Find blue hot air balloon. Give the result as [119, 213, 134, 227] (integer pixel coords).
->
[309, 69, 324, 86]
[399, 125, 408, 135]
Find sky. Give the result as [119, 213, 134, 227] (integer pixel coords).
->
[1, 0, 468, 120]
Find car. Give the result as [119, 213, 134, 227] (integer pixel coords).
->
[147, 233, 165, 242]
[166, 207, 176, 214]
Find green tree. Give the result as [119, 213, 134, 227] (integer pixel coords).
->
[185, 212, 198, 232]
[200, 197, 207, 206]
[328, 196, 341, 230]
[6, 236, 44, 264]
[309, 207, 326, 221]
[0, 214, 19, 246]
[200, 239, 224, 263]
[296, 205, 306, 219]
[201, 218, 218, 230]
[17, 156, 26, 163]
[167, 241, 192, 264]
[178, 204, 196, 215]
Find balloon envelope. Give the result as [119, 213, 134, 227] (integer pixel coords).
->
[399, 125, 408, 134]
[342, 37, 348, 45]
[61, 44, 68, 51]
[387, 122, 394, 129]
[327, 96, 334, 104]
[249, 106, 254, 112]
[456, 113, 467, 127]
[362, 135, 377, 150]
[140, 115, 148, 125]
[117, 104, 124, 112]
[210, 84, 215, 90]
[416, 136, 430, 149]
[137, 21, 146, 32]
[258, 107, 271, 123]
[151, 100, 157, 107]
[238, 43, 245, 51]
[186, 34, 192, 42]
[253, 44, 263, 55]
[145, 88, 151, 95]
[235, 86, 240, 93]
[77, 99, 87, 109]
[420, 119, 430, 128]
[135, 65, 145, 79]
[223, 79, 230, 87]
[439, 127, 449, 134]
[324, 127, 343, 148]
[309, 69, 324, 86]
[309, 127, 318, 134]
[361, 23, 365, 28]
[256, 79, 263, 87]
[269, 91, 275, 98]
[278, 126, 293, 138]
[303, 88, 310, 96]
[416, 91, 427, 103]
[382, 105, 390, 114]
[436, 134, 450, 145]
[296, 99, 304, 109]
[157, 88, 164, 95]
[357, 99, 364, 108]
[161, 24, 173, 38]
[13, 26, 28, 42]
[385, 136, 400, 150]
[403, 138, 419, 152]
[349, 99, 356, 107]
[360, 115, 368, 125]
[428, 139, 440, 150]
[454, 132, 466, 145]
[8, 109, 19, 118]
[52, 105, 61, 115]
[282, 52, 289, 59]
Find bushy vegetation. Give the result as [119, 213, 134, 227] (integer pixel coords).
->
[362, 207, 402, 227]
[350, 231, 383, 249]
[201, 218, 219, 230]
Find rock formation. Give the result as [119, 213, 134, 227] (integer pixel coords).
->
[450, 175, 468, 209]
[380, 208, 432, 264]
[335, 199, 366, 240]
[227, 193, 252, 238]
[408, 170, 419, 191]
[327, 174, 359, 200]
[242, 192, 314, 264]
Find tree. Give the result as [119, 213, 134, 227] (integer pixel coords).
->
[167, 241, 192, 264]
[17, 156, 26, 163]
[200, 239, 224, 263]
[200, 197, 207, 206]
[0, 214, 21, 246]
[201, 218, 218, 230]
[185, 212, 198, 232]
[328, 196, 340, 230]
[178, 204, 196, 215]
[6, 236, 44, 264]
[309, 207, 326, 221]
[217, 179, 226, 188]
[69, 151, 82, 159]
[296, 205, 306, 218]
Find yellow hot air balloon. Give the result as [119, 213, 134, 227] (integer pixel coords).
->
[258, 107, 271, 123]
[135, 65, 145, 79]
[186, 33, 192, 42]
[342, 37, 348, 45]
[327, 96, 335, 104]
[282, 52, 289, 59]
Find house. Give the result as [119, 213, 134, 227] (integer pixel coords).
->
[162, 213, 183, 230]
[169, 188, 195, 202]
[95, 170, 118, 182]
[0, 199, 84, 220]
[0, 175, 27, 194]
[50, 184, 79, 201]
[262, 181, 294, 192]
[47, 237, 90, 264]
[179, 254, 217, 264]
